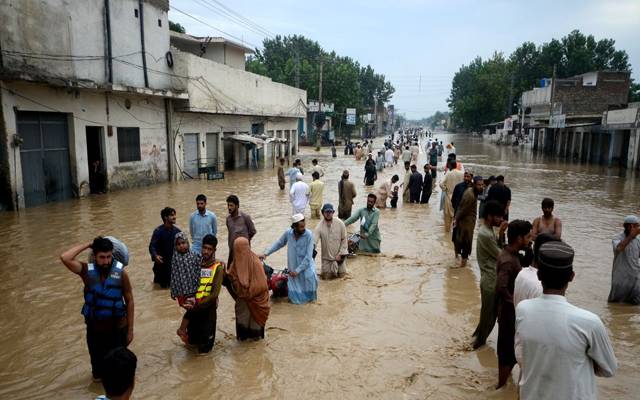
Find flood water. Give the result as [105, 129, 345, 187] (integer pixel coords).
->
[0, 132, 638, 399]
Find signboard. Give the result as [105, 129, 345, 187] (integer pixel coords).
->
[308, 101, 334, 113]
[346, 108, 356, 125]
[503, 117, 513, 131]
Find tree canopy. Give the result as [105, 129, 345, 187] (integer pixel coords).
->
[247, 35, 394, 127]
[448, 30, 634, 130]
[169, 21, 186, 34]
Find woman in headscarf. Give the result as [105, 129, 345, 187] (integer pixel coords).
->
[227, 237, 271, 341]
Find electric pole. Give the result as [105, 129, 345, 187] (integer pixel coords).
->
[315, 57, 323, 151]
[507, 73, 515, 116]
[295, 51, 300, 88]
[373, 94, 378, 138]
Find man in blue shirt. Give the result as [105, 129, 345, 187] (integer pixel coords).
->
[190, 194, 217, 254]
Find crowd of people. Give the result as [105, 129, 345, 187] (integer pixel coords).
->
[58, 128, 639, 399]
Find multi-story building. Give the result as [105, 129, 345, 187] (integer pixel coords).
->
[169, 32, 306, 174]
[522, 71, 631, 167]
[0, 0, 307, 210]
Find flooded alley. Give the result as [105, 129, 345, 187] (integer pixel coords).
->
[0, 133, 638, 399]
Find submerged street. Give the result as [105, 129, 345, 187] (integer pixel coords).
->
[0, 133, 639, 399]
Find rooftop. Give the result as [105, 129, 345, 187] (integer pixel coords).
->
[169, 31, 255, 54]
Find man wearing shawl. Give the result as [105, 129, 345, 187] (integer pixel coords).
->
[313, 203, 349, 279]
[228, 237, 271, 340]
[344, 194, 381, 254]
[260, 214, 318, 304]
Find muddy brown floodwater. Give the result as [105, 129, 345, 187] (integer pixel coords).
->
[0, 132, 638, 399]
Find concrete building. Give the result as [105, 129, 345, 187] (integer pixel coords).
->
[0, 0, 186, 210]
[522, 71, 631, 166]
[168, 32, 307, 174]
[0, 0, 307, 210]
[601, 105, 640, 170]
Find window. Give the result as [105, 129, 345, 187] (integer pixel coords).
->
[117, 127, 141, 163]
[134, 9, 138, 18]
[158, 19, 162, 27]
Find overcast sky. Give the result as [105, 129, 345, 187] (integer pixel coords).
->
[169, 0, 640, 119]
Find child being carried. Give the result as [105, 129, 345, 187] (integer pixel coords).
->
[170, 232, 201, 343]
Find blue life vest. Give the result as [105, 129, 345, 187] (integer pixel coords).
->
[82, 261, 126, 320]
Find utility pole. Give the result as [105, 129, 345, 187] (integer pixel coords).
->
[507, 73, 515, 116]
[550, 64, 557, 107]
[315, 57, 323, 151]
[373, 94, 378, 138]
[295, 51, 300, 88]
[547, 64, 557, 154]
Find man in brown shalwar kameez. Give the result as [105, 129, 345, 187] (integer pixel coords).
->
[338, 170, 356, 220]
[453, 176, 483, 268]
[496, 219, 532, 389]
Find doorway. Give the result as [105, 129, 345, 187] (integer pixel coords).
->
[86, 126, 106, 193]
[17, 111, 72, 207]
[183, 133, 199, 178]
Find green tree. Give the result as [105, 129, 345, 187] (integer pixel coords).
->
[450, 30, 634, 131]
[169, 21, 186, 34]
[448, 53, 511, 130]
[246, 35, 394, 130]
[630, 82, 640, 102]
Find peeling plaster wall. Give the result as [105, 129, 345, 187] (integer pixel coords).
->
[0, 0, 173, 90]
[1, 81, 168, 208]
[171, 50, 307, 118]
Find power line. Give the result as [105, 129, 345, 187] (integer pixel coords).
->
[207, 0, 276, 37]
[193, 0, 274, 39]
[170, 5, 260, 49]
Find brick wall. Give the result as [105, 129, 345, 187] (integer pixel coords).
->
[554, 71, 630, 116]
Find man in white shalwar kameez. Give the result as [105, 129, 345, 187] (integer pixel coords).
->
[516, 241, 617, 400]
[289, 173, 310, 215]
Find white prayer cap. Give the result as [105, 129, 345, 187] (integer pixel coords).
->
[296, 172, 303, 181]
[291, 213, 305, 224]
[623, 215, 639, 224]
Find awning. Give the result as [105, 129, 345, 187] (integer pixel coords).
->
[225, 134, 265, 147]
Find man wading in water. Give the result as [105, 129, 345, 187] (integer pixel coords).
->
[60, 237, 134, 381]
[344, 193, 381, 254]
[531, 197, 562, 240]
[149, 207, 181, 288]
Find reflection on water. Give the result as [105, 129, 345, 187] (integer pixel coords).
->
[0, 132, 637, 399]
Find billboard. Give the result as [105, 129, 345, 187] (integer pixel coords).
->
[346, 108, 356, 125]
[308, 101, 334, 113]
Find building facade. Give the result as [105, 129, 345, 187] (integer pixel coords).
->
[522, 71, 632, 167]
[169, 33, 306, 174]
[0, 0, 186, 210]
[0, 0, 307, 210]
